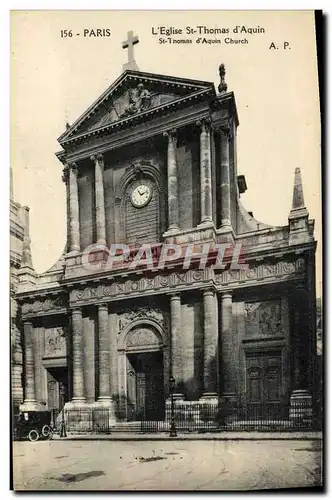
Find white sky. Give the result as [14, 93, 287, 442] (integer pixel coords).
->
[10, 10, 321, 293]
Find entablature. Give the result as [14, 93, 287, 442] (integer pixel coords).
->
[56, 101, 212, 165]
[18, 251, 307, 319]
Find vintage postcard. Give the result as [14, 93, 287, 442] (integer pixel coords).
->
[10, 10, 322, 491]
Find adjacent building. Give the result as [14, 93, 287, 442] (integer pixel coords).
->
[10, 168, 30, 411]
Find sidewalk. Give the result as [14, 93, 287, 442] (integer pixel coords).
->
[53, 431, 322, 441]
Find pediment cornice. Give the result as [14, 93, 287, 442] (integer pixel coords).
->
[58, 69, 215, 147]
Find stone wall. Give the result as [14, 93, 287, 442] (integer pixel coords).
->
[177, 137, 200, 230]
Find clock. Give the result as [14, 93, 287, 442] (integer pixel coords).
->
[130, 183, 152, 208]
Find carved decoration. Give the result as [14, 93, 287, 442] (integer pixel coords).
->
[22, 295, 67, 316]
[282, 262, 296, 274]
[196, 118, 211, 132]
[120, 84, 152, 118]
[118, 307, 165, 333]
[245, 299, 282, 337]
[245, 268, 258, 280]
[218, 63, 228, 94]
[263, 264, 277, 276]
[68, 162, 78, 175]
[67, 258, 305, 307]
[61, 165, 69, 184]
[44, 327, 67, 357]
[163, 129, 177, 141]
[220, 121, 232, 139]
[126, 326, 161, 348]
[91, 153, 104, 167]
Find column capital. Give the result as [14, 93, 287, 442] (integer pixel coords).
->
[219, 121, 233, 139]
[72, 306, 82, 315]
[203, 287, 215, 297]
[196, 117, 212, 131]
[220, 291, 233, 299]
[163, 129, 177, 141]
[91, 153, 104, 166]
[23, 320, 33, 327]
[68, 161, 78, 174]
[62, 165, 70, 184]
[98, 302, 109, 312]
[168, 292, 181, 300]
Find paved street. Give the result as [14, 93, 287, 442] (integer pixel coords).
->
[12, 438, 322, 491]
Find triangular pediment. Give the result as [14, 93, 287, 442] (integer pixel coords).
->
[58, 70, 214, 143]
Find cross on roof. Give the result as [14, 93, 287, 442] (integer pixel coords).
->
[122, 30, 139, 72]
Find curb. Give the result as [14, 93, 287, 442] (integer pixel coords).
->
[53, 432, 322, 442]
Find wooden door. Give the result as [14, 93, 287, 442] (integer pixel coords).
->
[47, 371, 58, 410]
[246, 351, 282, 418]
[136, 372, 147, 419]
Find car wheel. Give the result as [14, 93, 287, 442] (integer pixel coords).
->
[41, 424, 51, 437]
[28, 429, 39, 442]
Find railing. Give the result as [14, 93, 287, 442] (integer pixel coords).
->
[59, 401, 321, 434]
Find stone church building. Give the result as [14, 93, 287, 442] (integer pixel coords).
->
[16, 34, 317, 423]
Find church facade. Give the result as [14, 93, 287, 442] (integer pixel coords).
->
[16, 45, 317, 423]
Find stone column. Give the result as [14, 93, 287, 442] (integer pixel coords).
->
[98, 303, 111, 401]
[164, 130, 179, 232]
[71, 307, 86, 403]
[170, 293, 183, 397]
[68, 163, 80, 253]
[198, 119, 213, 224]
[22, 321, 37, 409]
[219, 125, 231, 229]
[91, 153, 106, 245]
[202, 288, 218, 398]
[220, 292, 236, 402]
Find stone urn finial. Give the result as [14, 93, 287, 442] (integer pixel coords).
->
[218, 64, 228, 94]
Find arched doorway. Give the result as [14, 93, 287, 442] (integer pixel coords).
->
[122, 323, 165, 421]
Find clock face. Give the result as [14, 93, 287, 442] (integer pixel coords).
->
[130, 183, 152, 208]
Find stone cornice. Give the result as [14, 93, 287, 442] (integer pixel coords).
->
[16, 285, 65, 301]
[60, 236, 313, 287]
[21, 293, 68, 319]
[10, 222, 25, 240]
[212, 91, 239, 127]
[58, 105, 211, 164]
